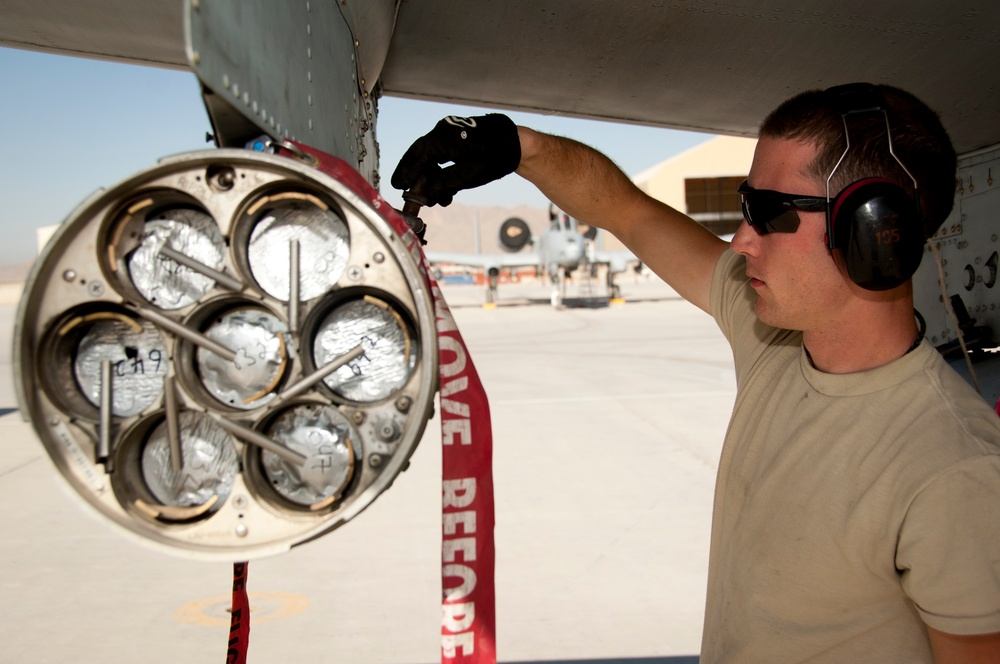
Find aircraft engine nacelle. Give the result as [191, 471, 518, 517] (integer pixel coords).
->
[13, 146, 438, 561]
[498, 217, 532, 252]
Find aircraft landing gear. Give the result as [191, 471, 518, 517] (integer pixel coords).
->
[607, 269, 623, 302]
[549, 268, 566, 308]
[486, 267, 500, 306]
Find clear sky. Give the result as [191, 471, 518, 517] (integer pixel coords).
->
[0, 47, 711, 266]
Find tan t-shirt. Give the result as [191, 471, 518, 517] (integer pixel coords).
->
[702, 249, 1000, 663]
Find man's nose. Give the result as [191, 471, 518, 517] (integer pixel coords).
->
[729, 218, 758, 257]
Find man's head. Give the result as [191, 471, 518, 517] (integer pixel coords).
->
[732, 84, 956, 330]
[759, 83, 957, 238]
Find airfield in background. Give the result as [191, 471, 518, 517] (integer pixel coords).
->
[0, 276, 733, 663]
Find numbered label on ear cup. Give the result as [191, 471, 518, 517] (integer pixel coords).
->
[831, 178, 924, 290]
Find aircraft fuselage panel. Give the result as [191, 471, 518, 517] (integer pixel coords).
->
[187, 0, 393, 185]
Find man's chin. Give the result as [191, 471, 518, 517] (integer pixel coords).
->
[753, 298, 786, 329]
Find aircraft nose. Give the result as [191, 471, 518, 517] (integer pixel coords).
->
[565, 241, 585, 261]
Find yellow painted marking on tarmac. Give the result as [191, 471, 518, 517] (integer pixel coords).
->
[482, 303, 497, 310]
[174, 591, 309, 627]
[610, 298, 626, 305]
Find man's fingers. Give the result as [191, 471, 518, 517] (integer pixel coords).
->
[392, 113, 519, 206]
[436, 161, 498, 194]
[391, 140, 433, 190]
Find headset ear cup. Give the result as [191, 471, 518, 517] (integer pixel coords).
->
[831, 179, 925, 290]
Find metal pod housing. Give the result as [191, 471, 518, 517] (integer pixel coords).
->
[14, 149, 438, 560]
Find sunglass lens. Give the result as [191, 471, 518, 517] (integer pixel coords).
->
[742, 194, 801, 234]
[766, 209, 801, 233]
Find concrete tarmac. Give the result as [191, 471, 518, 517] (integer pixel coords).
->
[0, 277, 735, 663]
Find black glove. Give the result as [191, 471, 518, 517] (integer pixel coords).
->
[391, 114, 521, 207]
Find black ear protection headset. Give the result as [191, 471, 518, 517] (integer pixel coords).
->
[824, 83, 925, 291]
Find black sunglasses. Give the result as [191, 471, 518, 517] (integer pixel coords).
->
[737, 179, 828, 235]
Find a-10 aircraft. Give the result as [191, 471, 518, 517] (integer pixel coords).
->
[427, 206, 639, 307]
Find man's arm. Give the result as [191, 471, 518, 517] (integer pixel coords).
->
[515, 127, 727, 313]
[928, 627, 1000, 663]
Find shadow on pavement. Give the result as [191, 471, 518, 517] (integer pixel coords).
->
[506, 658, 699, 664]
[447, 293, 684, 310]
[408, 658, 699, 664]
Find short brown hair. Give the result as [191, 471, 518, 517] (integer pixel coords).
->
[759, 84, 956, 237]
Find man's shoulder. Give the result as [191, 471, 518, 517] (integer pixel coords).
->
[901, 345, 1000, 458]
[710, 248, 752, 334]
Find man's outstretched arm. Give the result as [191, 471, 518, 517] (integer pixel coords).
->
[391, 115, 730, 313]
[515, 127, 728, 313]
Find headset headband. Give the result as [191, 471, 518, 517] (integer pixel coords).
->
[821, 83, 926, 290]
[823, 83, 920, 250]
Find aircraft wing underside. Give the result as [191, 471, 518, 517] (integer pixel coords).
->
[426, 249, 638, 276]
[593, 249, 640, 275]
[1, 0, 997, 156]
[425, 251, 543, 274]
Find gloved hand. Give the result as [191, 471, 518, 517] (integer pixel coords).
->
[391, 114, 521, 207]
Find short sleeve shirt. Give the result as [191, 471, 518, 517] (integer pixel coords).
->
[700, 249, 1000, 663]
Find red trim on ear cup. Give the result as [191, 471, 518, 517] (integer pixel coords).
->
[830, 178, 924, 290]
[830, 178, 898, 229]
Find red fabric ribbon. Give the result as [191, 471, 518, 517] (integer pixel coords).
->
[433, 283, 497, 662]
[226, 562, 250, 664]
